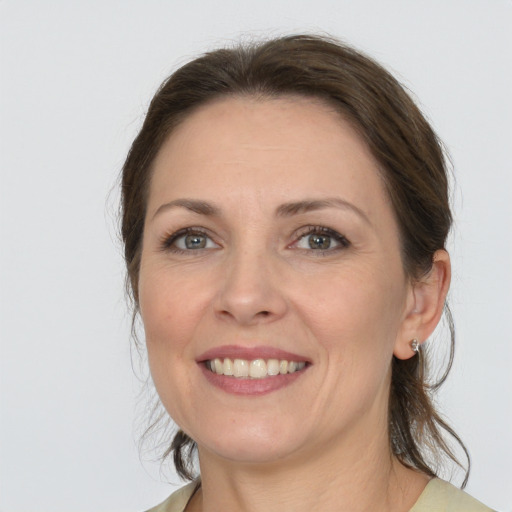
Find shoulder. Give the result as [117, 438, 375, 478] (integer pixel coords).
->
[143, 478, 495, 512]
[143, 482, 198, 512]
[410, 478, 495, 512]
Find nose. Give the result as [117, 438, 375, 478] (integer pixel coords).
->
[213, 248, 288, 327]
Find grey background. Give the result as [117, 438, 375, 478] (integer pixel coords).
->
[1, 1, 511, 510]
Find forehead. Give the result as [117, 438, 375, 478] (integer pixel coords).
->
[148, 96, 389, 216]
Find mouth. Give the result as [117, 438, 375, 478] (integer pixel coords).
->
[205, 358, 307, 379]
[197, 345, 311, 395]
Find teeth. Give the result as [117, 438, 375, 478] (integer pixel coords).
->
[267, 359, 280, 376]
[206, 358, 307, 379]
[233, 359, 249, 377]
[223, 358, 234, 376]
[249, 359, 267, 378]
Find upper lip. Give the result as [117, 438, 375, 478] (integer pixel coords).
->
[196, 345, 311, 363]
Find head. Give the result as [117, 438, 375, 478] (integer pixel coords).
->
[121, 35, 467, 481]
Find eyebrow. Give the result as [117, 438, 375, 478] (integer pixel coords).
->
[152, 199, 220, 219]
[276, 198, 371, 225]
[152, 196, 371, 225]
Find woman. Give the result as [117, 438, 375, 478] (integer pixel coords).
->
[121, 35, 494, 512]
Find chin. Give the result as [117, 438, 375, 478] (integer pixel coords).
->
[195, 420, 307, 465]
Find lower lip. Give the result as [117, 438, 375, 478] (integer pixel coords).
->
[200, 364, 306, 395]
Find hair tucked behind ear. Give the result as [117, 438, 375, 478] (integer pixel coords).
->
[390, 306, 470, 486]
[121, 34, 469, 484]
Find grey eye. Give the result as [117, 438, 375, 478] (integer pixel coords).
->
[296, 232, 336, 250]
[184, 233, 207, 249]
[307, 234, 332, 250]
[293, 227, 349, 253]
[170, 231, 218, 251]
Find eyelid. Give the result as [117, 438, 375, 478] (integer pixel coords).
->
[290, 225, 351, 252]
[159, 227, 220, 253]
[158, 225, 349, 254]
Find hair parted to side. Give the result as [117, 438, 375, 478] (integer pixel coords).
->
[121, 34, 469, 484]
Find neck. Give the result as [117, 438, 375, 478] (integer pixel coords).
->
[187, 427, 429, 512]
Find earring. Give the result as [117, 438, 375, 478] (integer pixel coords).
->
[411, 338, 420, 354]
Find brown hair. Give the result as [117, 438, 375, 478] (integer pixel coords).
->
[121, 34, 469, 484]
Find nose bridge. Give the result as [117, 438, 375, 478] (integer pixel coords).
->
[214, 234, 286, 325]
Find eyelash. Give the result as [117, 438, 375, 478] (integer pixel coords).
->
[159, 225, 351, 255]
[292, 226, 351, 254]
[159, 227, 215, 254]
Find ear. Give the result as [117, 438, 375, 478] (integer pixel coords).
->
[393, 250, 451, 360]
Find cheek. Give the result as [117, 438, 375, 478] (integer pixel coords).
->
[299, 267, 406, 349]
[296, 264, 407, 407]
[139, 264, 207, 347]
[138, 268, 197, 388]
[137, 269, 201, 426]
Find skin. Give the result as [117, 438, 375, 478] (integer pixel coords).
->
[138, 96, 450, 512]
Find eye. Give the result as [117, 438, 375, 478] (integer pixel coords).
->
[161, 228, 219, 252]
[293, 226, 350, 252]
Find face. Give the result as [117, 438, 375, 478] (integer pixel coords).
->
[138, 96, 414, 467]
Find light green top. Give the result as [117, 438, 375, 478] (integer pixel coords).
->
[410, 479, 494, 512]
[145, 478, 494, 512]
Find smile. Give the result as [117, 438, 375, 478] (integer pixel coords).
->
[206, 358, 307, 379]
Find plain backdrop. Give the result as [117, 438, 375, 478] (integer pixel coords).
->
[1, 1, 511, 511]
